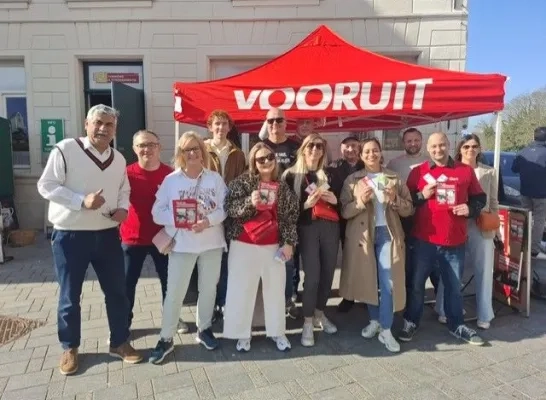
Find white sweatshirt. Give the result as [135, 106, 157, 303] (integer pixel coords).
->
[152, 168, 227, 254]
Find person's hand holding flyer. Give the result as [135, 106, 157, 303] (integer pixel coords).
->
[172, 199, 198, 229]
[256, 181, 279, 210]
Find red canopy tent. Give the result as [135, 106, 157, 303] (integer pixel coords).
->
[173, 25, 507, 133]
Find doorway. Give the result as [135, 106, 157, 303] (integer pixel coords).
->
[83, 61, 146, 164]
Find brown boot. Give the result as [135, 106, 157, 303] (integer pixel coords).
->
[109, 342, 143, 364]
[59, 348, 79, 375]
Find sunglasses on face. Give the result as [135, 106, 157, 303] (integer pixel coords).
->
[135, 142, 159, 149]
[267, 117, 285, 125]
[462, 144, 480, 150]
[307, 142, 324, 151]
[182, 146, 201, 154]
[255, 153, 276, 164]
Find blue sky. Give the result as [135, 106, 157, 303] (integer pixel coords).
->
[466, 0, 545, 127]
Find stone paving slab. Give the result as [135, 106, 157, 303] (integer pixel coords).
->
[1, 239, 546, 399]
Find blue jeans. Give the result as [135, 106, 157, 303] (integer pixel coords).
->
[122, 244, 168, 327]
[435, 220, 495, 323]
[404, 238, 465, 332]
[52, 228, 130, 349]
[368, 226, 394, 330]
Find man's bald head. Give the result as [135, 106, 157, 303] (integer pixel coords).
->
[427, 132, 450, 164]
[266, 108, 285, 120]
[265, 107, 287, 141]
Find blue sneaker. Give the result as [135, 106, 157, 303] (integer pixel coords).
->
[148, 339, 174, 365]
[196, 328, 218, 350]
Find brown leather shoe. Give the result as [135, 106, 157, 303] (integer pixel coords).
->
[109, 342, 143, 364]
[59, 348, 78, 375]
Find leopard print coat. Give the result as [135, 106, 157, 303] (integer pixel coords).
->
[224, 172, 299, 247]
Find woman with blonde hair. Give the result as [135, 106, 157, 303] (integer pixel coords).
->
[223, 142, 299, 352]
[340, 138, 413, 353]
[149, 131, 227, 364]
[283, 133, 340, 347]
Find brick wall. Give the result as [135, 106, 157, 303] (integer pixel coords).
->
[0, 0, 468, 229]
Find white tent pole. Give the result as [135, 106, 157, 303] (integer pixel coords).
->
[175, 121, 180, 157]
[493, 111, 503, 173]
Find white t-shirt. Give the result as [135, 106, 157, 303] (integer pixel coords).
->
[367, 172, 387, 226]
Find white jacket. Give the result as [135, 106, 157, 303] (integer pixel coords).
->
[152, 168, 227, 254]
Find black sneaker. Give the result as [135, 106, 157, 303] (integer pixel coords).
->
[398, 319, 417, 342]
[450, 325, 484, 346]
[285, 299, 298, 319]
[148, 338, 174, 365]
[196, 328, 219, 350]
[337, 299, 354, 313]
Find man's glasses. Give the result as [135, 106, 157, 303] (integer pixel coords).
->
[182, 146, 201, 154]
[267, 117, 285, 125]
[307, 142, 324, 151]
[135, 142, 159, 149]
[462, 144, 480, 150]
[255, 153, 276, 164]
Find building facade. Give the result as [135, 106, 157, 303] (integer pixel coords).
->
[0, 0, 468, 230]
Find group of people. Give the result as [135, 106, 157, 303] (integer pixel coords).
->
[38, 103, 501, 376]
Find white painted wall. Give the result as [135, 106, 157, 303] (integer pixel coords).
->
[0, 0, 469, 229]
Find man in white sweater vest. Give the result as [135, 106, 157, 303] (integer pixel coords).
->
[37, 104, 143, 376]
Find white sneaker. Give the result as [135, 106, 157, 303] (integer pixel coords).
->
[301, 322, 315, 347]
[378, 329, 400, 353]
[177, 319, 189, 334]
[313, 314, 338, 334]
[271, 335, 291, 351]
[477, 320, 490, 330]
[361, 320, 381, 338]
[534, 252, 546, 260]
[236, 338, 251, 352]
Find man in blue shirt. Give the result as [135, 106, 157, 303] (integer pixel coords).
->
[512, 127, 546, 259]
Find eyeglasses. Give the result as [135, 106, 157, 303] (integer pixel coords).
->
[462, 144, 480, 150]
[182, 146, 201, 154]
[267, 117, 285, 125]
[255, 153, 276, 164]
[307, 142, 324, 151]
[135, 142, 159, 149]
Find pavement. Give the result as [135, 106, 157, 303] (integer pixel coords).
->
[2, 239, 546, 400]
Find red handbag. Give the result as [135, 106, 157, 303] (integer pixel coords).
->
[312, 200, 340, 222]
[243, 210, 278, 242]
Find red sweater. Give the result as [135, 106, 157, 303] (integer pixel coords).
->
[407, 159, 484, 246]
[120, 163, 173, 245]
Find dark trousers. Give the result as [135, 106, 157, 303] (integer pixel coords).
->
[122, 244, 168, 327]
[215, 249, 229, 308]
[299, 220, 340, 317]
[51, 228, 130, 349]
[404, 239, 465, 332]
[285, 246, 300, 301]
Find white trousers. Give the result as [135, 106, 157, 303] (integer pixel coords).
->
[223, 240, 286, 339]
[159, 248, 222, 339]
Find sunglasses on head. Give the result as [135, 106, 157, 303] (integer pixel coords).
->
[462, 144, 479, 150]
[307, 142, 324, 151]
[255, 153, 276, 164]
[267, 117, 285, 125]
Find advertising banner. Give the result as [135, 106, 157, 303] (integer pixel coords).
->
[493, 206, 531, 316]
